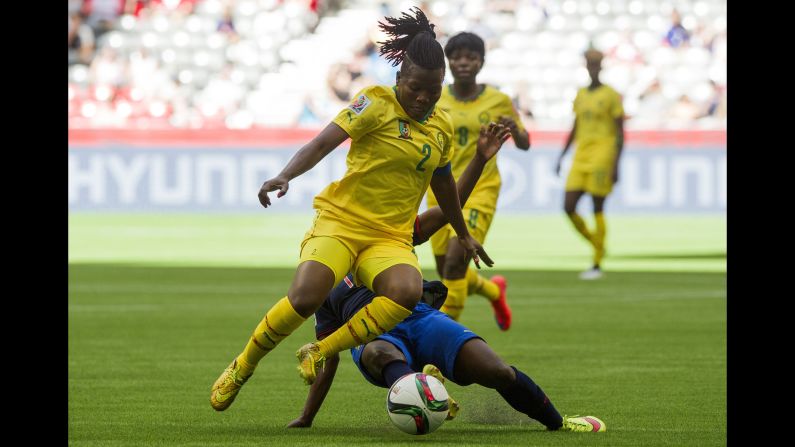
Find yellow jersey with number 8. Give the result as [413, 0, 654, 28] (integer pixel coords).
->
[426, 85, 524, 214]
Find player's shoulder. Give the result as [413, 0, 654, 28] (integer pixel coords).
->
[601, 84, 622, 99]
[430, 105, 454, 130]
[348, 85, 395, 112]
[355, 85, 397, 103]
[483, 84, 511, 102]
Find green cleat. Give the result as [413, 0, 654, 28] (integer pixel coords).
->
[296, 343, 326, 385]
[561, 415, 606, 432]
[422, 364, 459, 420]
[210, 359, 251, 411]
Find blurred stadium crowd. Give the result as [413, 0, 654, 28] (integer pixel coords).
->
[68, 0, 726, 131]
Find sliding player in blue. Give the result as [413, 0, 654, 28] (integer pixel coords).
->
[287, 123, 606, 433]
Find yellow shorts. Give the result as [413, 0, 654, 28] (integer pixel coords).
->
[299, 210, 421, 291]
[429, 207, 493, 257]
[565, 164, 614, 197]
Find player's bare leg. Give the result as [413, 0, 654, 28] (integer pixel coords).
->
[452, 339, 567, 430]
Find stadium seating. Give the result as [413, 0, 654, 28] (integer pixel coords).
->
[68, 0, 726, 130]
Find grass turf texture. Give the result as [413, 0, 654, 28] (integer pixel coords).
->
[69, 214, 726, 446]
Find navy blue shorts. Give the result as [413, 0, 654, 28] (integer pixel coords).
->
[350, 302, 482, 388]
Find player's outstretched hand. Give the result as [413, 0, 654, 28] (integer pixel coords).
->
[258, 174, 290, 208]
[497, 116, 519, 134]
[458, 234, 494, 269]
[286, 416, 312, 428]
[476, 122, 511, 161]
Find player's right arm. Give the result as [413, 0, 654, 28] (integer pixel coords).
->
[415, 123, 511, 246]
[287, 350, 341, 427]
[555, 118, 577, 176]
[258, 123, 350, 208]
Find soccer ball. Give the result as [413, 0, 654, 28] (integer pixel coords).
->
[386, 372, 449, 435]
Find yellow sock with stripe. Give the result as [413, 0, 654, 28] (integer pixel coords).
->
[465, 267, 500, 302]
[440, 277, 468, 320]
[567, 212, 594, 244]
[593, 212, 606, 266]
[236, 297, 305, 376]
[316, 296, 411, 358]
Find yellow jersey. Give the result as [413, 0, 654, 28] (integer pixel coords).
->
[426, 85, 525, 215]
[572, 84, 624, 167]
[314, 85, 455, 243]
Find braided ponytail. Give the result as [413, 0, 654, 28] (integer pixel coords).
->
[377, 7, 445, 70]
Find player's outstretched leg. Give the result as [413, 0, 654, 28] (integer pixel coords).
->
[560, 415, 607, 432]
[422, 364, 459, 420]
[454, 339, 564, 430]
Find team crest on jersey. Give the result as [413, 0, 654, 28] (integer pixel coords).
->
[348, 94, 371, 115]
[436, 132, 447, 149]
[398, 119, 412, 140]
[478, 111, 491, 124]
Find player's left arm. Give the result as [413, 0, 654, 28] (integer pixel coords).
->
[497, 101, 530, 150]
[612, 94, 626, 184]
[415, 123, 511, 246]
[430, 169, 493, 268]
[287, 352, 341, 428]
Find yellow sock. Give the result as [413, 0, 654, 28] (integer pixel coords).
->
[567, 212, 594, 244]
[593, 212, 606, 266]
[440, 277, 468, 320]
[236, 297, 305, 376]
[316, 296, 411, 357]
[465, 267, 500, 301]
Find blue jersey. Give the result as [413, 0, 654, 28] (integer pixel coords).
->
[314, 273, 448, 340]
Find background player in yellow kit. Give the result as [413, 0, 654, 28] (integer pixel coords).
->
[427, 32, 530, 329]
[555, 47, 625, 280]
[210, 8, 493, 412]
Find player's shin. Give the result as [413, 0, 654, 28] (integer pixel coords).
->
[315, 296, 411, 357]
[465, 267, 500, 301]
[496, 366, 563, 430]
[382, 360, 415, 387]
[593, 212, 606, 265]
[237, 297, 306, 375]
[440, 278, 468, 320]
[567, 212, 594, 245]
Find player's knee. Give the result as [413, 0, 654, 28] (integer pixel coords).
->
[564, 203, 577, 214]
[362, 343, 404, 371]
[380, 282, 422, 309]
[442, 260, 468, 278]
[479, 361, 516, 389]
[287, 285, 329, 317]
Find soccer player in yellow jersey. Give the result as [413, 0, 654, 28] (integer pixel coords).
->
[427, 32, 530, 329]
[555, 48, 625, 280]
[210, 8, 493, 412]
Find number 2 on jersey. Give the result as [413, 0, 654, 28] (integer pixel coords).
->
[416, 144, 432, 171]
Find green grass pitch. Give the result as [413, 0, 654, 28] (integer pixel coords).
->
[69, 214, 726, 446]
